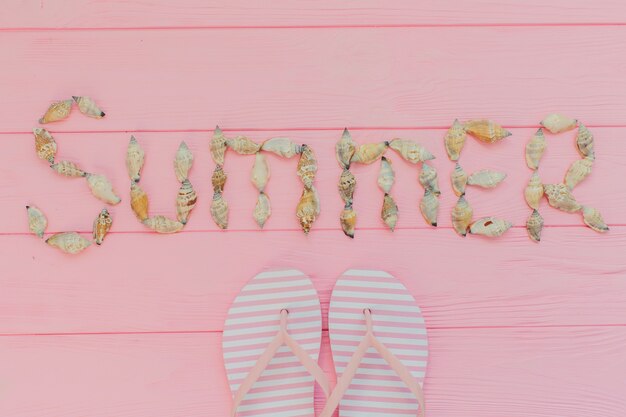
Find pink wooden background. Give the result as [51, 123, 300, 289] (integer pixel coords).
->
[2, 1, 626, 416]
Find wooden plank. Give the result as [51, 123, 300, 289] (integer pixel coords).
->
[1, 327, 625, 416]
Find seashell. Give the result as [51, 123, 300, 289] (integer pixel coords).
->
[33, 128, 57, 163]
[339, 203, 357, 238]
[174, 141, 194, 182]
[335, 128, 357, 169]
[86, 173, 121, 205]
[251, 152, 270, 192]
[175, 179, 197, 225]
[467, 169, 507, 188]
[444, 119, 467, 161]
[419, 189, 439, 227]
[211, 164, 227, 193]
[296, 186, 320, 234]
[130, 182, 149, 221]
[525, 128, 546, 170]
[92, 208, 112, 245]
[210, 192, 229, 229]
[143, 215, 184, 234]
[351, 142, 389, 165]
[261, 137, 302, 158]
[72, 96, 105, 118]
[381, 194, 398, 231]
[419, 163, 441, 196]
[253, 192, 271, 228]
[50, 160, 87, 178]
[451, 195, 473, 237]
[296, 144, 317, 189]
[26, 205, 47, 238]
[227, 135, 261, 155]
[575, 123, 594, 158]
[540, 113, 577, 134]
[469, 217, 512, 237]
[388, 139, 434, 164]
[543, 183, 581, 213]
[46, 232, 92, 254]
[377, 157, 395, 194]
[210, 126, 228, 165]
[451, 163, 468, 197]
[126, 135, 144, 182]
[582, 206, 609, 233]
[564, 155, 593, 190]
[526, 209, 544, 242]
[524, 171, 544, 210]
[463, 120, 511, 143]
[38, 99, 72, 124]
[338, 169, 356, 204]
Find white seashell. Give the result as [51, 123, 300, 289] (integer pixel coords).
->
[251, 152, 270, 192]
[50, 161, 87, 178]
[261, 137, 301, 158]
[227, 135, 261, 155]
[173, 141, 194, 182]
[296, 144, 317, 189]
[296, 186, 320, 234]
[564, 155, 593, 190]
[444, 119, 467, 161]
[526, 209, 544, 242]
[540, 113, 577, 134]
[72, 96, 105, 118]
[582, 206, 608, 233]
[175, 179, 197, 225]
[388, 139, 434, 164]
[543, 183, 581, 213]
[419, 189, 439, 227]
[451, 163, 468, 197]
[525, 128, 546, 170]
[338, 169, 356, 204]
[336, 128, 357, 169]
[576, 123, 594, 158]
[126, 135, 145, 182]
[469, 217, 512, 237]
[46, 232, 92, 254]
[210, 126, 228, 165]
[381, 194, 398, 231]
[26, 205, 47, 238]
[467, 170, 507, 188]
[253, 192, 272, 228]
[524, 171, 544, 210]
[86, 173, 121, 205]
[351, 142, 389, 165]
[419, 163, 440, 196]
[211, 192, 229, 230]
[143, 215, 184, 234]
[451, 195, 473, 237]
[339, 203, 357, 239]
[377, 157, 395, 194]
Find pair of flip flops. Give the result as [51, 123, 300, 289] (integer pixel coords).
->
[223, 269, 428, 417]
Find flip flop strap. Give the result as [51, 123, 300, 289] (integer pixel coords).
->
[231, 310, 330, 417]
[320, 309, 425, 417]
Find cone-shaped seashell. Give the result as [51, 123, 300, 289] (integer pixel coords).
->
[582, 206, 609, 233]
[210, 192, 229, 229]
[33, 128, 57, 163]
[451, 163, 468, 197]
[525, 128, 546, 170]
[261, 137, 302, 158]
[339, 203, 357, 238]
[463, 120, 511, 143]
[251, 152, 270, 192]
[296, 186, 320, 234]
[351, 142, 389, 165]
[26, 205, 47, 238]
[143, 215, 184, 234]
[176, 179, 197, 225]
[564, 155, 593, 190]
[469, 217, 512, 237]
[210, 126, 228, 166]
[126, 135, 144, 182]
[38, 99, 72, 124]
[419, 189, 439, 227]
[338, 169, 356, 204]
[50, 160, 87, 178]
[211, 164, 227, 193]
[297, 144, 317, 189]
[451, 195, 473, 237]
[130, 182, 149, 221]
[377, 157, 395, 194]
[173, 141, 194, 182]
[388, 139, 434, 164]
[419, 163, 441, 196]
[46, 232, 92, 254]
[227, 135, 260, 155]
[540, 113, 577, 134]
[444, 119, 467, 161]
[524, 171, 544, 210]
[576, 123, 594, 158]
[336, 128, 357, 169]
[86, 173, 121, 205]
[72, 96, 105, 118]
[543, 183, 581, 213]
[526, 209, 544, 242]
[92, 208, 112, 245]
[253, 192, 271, 228]
[467, 170, 507, 188]
[381, 194, 398, 231]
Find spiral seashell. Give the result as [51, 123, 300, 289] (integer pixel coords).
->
[419, 188, 439, 227]
[419, 163, 440, 196]
[582, 206, 609, 233]
[467, 170, 507, 188]
[543, 183, 581, 213]
[451, 163, 468, 197]
[126, 135, 145, 182]
[336, 128, 357, 169]
[540, 113, 577, 134]
[210, 126, 228, 165]
[261, 137, 302, 158]
[463, 120, 511, 143]
[130, 182, 149, 221]
[251, 152, 270, 192]
[143, 215, 184, 234]
[253, 192, 271, 228]
[339, 203, 357, 239]
[210, 192, 229, 230]
[176, 179, 197, 225]
[526, 209, 544, 242]
[173, 141, 194, 183]
[296, 186, 320, 234]
[211, 164, 227, 193]
[469, 217, 512, 237]
[227, 135, 261, 155]
[451, 195, 473, 237]
[524, 171, 544, 210]
[338, 169, 356, 204]
[38, 99, 72, 124]
[26, 205, 47, 238]
[92, 208, 113, 245]
[444, 119, 467, 161]
[388, 139, 434, 164]
[525, 128, 546, 170]
[296, 144, 317, 189]
[575, 123, 594, 158]
[377, 157, 395, 194]
[50, 160, 87, 178]
[33, 128, 57, 163]
[86, 173, 121, 205]
[46, 232, 92, 254]
[381, 194, 398, 231]
[72, 96, 105, 118]
[564, 155, 593, 190]
[351, 142, 389, 165]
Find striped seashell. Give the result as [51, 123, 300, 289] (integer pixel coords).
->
[540, 113, 577, 134]
[46, 232, 92, 254]
[524, 171, 544, 210]
[33, 128, 57, 163]
[351, 142, 389, 165]
[377, 156, 395, 194]
[130, 182, 149, 221]
[467, 169, 507, 188]
[444, 119, 467, 161]
[419, 163, 441, 196]
[451, 163, 468, 197]
[251, 152, 270, 192]
[469, 217, 512, 237]
[86, 173, 121, 205]
[50, 160, 87, 177]
[227, 135, 261, 155]
[582, 206, 609, 233]
[210, 126, 228, 165]
[526, 209, 544, 242]
[92, 208, 113, 245]
[338, 169, 356, 204]
[381, 193, 398, 231]
[543, 183, 581, 213]
[388, 139, 434, 164]
[575, 123, 594, 158]
[210, 192, 229, 230]
[463, 120, 511, 143]
[26, 205, 47, 238]
[253, 192, 271, 229]
[72, 96, 105, 118]
[451, 195, 473, 237]
[339, 203, 357, 239]
[525, 128, 546, 170]
[143, 215, 184, 234]
[296, 144, 317, 189]
[261, 137, 302, 158]
[176, 179, 197, 225]
[39, 99, 72, 124]
[564, 155, 594, 190]
[296, 186, 320, 235]
[126, 135, 145, 182]
[419, 188, 439, 227]
[211, 164, 227, 193]
[335, 128, 357, 169]
[173, 141, 194, 182]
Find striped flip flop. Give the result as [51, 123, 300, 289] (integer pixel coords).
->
[321, 269, 428, 417]
[223, 269, 329, 417]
